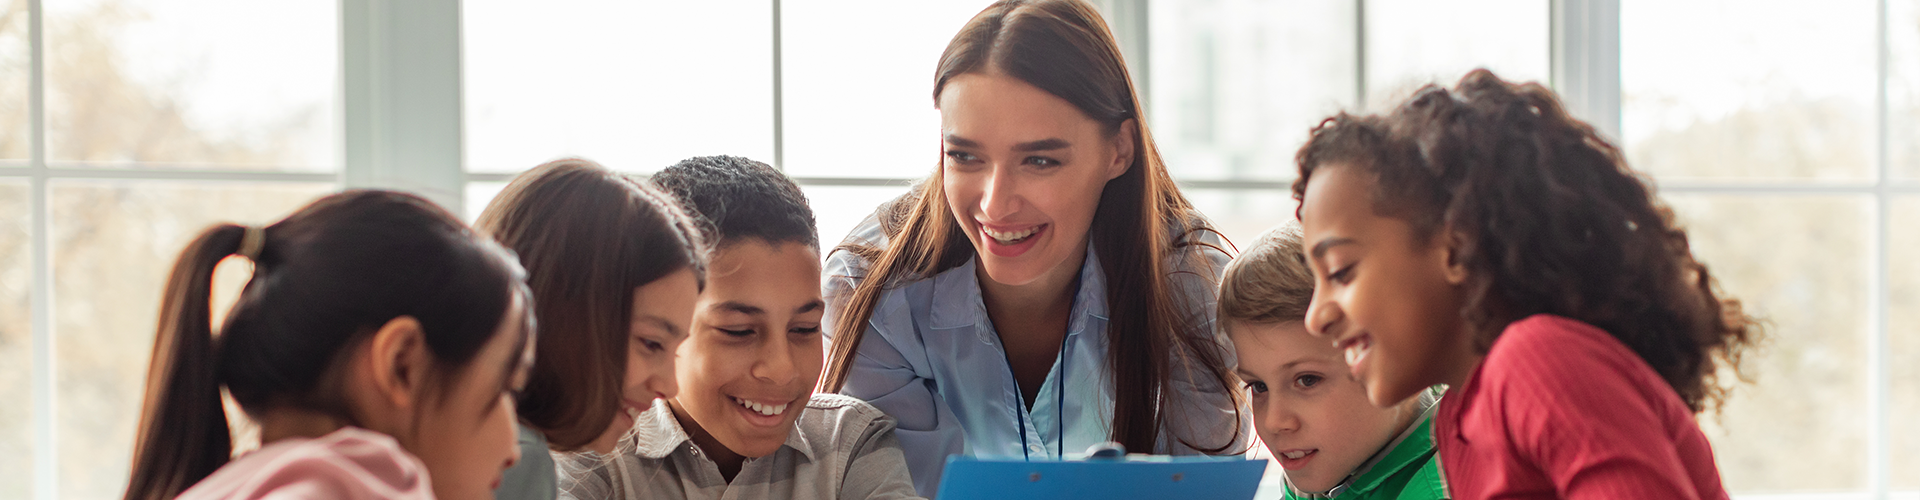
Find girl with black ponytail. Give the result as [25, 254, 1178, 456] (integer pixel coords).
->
[123, 190, 536, 500]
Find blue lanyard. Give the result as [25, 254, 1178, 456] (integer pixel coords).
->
[1008, 332, 1070, 461]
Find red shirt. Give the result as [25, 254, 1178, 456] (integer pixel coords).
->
[1435, 314, 1729, 500]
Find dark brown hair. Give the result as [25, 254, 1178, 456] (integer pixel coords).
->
[822, 0, 1244, 453]
[126, 190, 531, 500]
[1218, 222, 1314, 324]
[650, 155, 817, 250]
[475, 158, 706, 450]
[1293, 69, 1761, 413]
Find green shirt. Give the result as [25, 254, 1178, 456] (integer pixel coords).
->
[1283, 397, 1448, 500]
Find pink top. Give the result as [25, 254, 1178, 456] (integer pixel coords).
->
[178, 427, 434, 500]
[1434, 314, 1729, 500]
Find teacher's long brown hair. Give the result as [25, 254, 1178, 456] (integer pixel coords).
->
[822, 0, 1244, 454]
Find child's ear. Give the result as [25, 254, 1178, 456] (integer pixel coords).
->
[1438, 227, 1471, 285]
[366, 316, 431, 413]
[1106, 119, 1137, 181]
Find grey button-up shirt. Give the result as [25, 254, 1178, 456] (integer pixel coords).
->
[554, 394, 922, 500]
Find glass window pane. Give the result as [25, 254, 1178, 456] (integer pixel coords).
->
[1892, 197, 1920, 491]
[1184, 188, 1297, 251]
[465, 181, 508, 225]
[1665, 195, 1870, 494]
[1, 0, 27, 162]
[463, 0, 773, 174]
[1148, 0, 1355, 181]
[0, 181, 29, 498]
[1893, 0, 1920, 181]
[781, 1, 990, 179]
[51, 181, 334, 499]
[1622, 0, 1877, 181]
[804, 184, 914, 258]
[1365, 0, 1548, 109]
[43, 0, 337, 171]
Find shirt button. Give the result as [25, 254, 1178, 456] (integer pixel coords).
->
[1028, 443, 1046, 455]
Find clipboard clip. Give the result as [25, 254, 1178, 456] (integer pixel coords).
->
[1084, 441, 1126, 461]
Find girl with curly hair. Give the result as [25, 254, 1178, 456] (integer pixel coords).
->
[1291, 69, 1759, 499]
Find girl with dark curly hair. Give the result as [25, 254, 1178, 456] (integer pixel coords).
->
[1292, 69, 1759, 499]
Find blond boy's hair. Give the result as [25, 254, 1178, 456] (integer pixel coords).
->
[1220, 222, 1314, 324]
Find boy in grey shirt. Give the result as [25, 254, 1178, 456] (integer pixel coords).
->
[556, 156, 919, 500]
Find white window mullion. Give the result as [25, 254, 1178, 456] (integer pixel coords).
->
[1549, 0, 1621, 141]
[771, 0, 784, 171]
[1093, 0, 1151, 109]
[1870, 171, 1891, 500]
[1868, 0, 1892, 498]
[1356, 0, 1368, 106]
[26, 0, 55, 497]
[340, 0, 466, 214]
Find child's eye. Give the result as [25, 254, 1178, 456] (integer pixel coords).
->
[635, 337, 666, 352]
[717, 327, 755, 337]
[790, 326, 821, 335]
[1327, 264, 1356, 285]
[1024, 156, 1061, 168]
[1294, 374, 1324, 389]
[1242, 381, 1268, 394]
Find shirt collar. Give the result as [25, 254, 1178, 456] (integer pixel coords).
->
[1441, 360, 1486, 445]
[927, 258, 981, 330]
[928, 244, 1109, 331]
[1066, 246, 1108, 335]
[627, 400, 816, 463]
[628, 403, 687, 459]
[1283, 388, 1441, 499]
[1343, 389, 1442, 495]
[780, 413, 818, 462]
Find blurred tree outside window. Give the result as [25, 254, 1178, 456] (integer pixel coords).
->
[1890, 2, 1920, 493]
[5, 1, 338, 499]
[0, 180, 29, 500]
[44, 0, 333, 170]
[2, 0, 28, 162]
[1892, 198, 1920, 492]
[1622, 0, 1905, 494]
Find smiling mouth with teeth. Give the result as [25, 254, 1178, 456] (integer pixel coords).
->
[729, 396, 790, 417]
[1281, 449, 1315, 460]
[982, 224, 1042, 245]
[1340, 333, 1373, 368]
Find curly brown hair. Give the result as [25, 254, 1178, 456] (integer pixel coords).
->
[1292, 69, 1761, 413]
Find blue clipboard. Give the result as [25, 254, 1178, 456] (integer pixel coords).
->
[934, 455, 1266, 500]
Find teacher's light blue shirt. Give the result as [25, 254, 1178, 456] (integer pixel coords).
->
[822, 211, 1253, 497]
